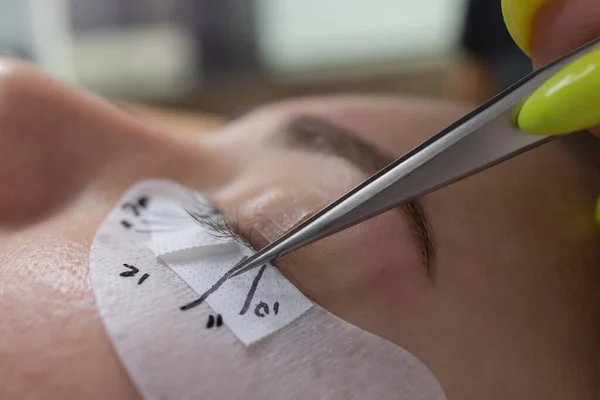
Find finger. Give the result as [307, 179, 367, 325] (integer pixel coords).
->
[501, 0, 550, 57]
[503, 0, 600, 139]
[502, 0, 600, 225]
[530, 0, 600, 69]
[501, 0, 600, 67]
[516, 48, 600, 136]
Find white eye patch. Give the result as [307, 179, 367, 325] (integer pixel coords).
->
[89, 179, 444, 400]
[144, 195, 313, 345]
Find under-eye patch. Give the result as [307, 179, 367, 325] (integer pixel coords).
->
[89, 179, 443, 400]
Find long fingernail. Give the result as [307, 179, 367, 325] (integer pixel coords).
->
[502, 0, 550, 56]
[595, 197, 600, 227]
[516, 49, 600, 135]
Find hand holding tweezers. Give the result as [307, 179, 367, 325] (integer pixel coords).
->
[228, 36, 600, 279]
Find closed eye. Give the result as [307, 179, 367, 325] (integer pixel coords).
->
[271, 114, 435, 272]
[189, 114, 435, 273]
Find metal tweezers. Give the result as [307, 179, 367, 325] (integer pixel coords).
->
[228, 36, 600, 279]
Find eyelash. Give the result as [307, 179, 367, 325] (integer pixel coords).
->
[185, 199, 252, 248]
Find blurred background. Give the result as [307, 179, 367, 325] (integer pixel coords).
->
[0, 0, 532, 116]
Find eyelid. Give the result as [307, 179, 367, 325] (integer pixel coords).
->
[184, 189, 319, 252]
[233, 186, 332, 251]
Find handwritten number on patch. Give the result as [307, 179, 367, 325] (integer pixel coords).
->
[122, 203, 141, 217]
[119, 263, 139, 277]
[120, 220, 133, 229]
[180, 256, 249, 311]
[180, 257, 282, 318]
[254, 301, 280, 317]
[137, 273, 150, 285]
[119, 264, 150, 285]
[137, 196, 149, 208]
[120, 196, 150, 230]
[206, 314, 223, 329]
[238, 265, 268, 315]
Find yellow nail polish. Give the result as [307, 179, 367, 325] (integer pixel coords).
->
[595, 197, 600, 227]
[516, 49, 600, 135]
[501, 0, 550, 56]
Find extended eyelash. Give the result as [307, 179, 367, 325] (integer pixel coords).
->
[184, 199, 252, 248]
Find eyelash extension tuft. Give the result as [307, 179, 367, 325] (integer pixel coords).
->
[184, 198, 253, 248]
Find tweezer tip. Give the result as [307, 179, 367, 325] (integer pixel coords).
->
[228, 253, 265, 279]
[228, 268, 247, 279]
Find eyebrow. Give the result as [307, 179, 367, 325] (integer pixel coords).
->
[271, 115, 435, 272]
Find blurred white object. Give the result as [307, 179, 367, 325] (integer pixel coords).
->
[72, 24, 198, 100]
[28, 0, 76, 82]
[0, 0, 197, 100]
[256, 0, 466, 76]
[0, 0, 75, 82]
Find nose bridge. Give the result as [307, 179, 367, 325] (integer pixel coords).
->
[0, 59, 111, 226]
[0, 58, 200, 227]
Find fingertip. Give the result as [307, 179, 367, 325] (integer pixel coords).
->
[517, 49, 600, 136]
[529, 0, 600, 68]
[502, 0, 551, 56]
[595, 197, 600, 227]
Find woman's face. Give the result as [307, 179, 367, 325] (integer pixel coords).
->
[1, 59, 598, 399]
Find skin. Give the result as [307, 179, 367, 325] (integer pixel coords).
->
[444, 53, 497, 103]
[531, 0, 600, 138]
[0, 50, 598, 400]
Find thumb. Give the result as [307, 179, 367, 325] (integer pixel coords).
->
[502, 0, 600, 139]
[501, 0, 600, 225]
[502, 0, 599, 68]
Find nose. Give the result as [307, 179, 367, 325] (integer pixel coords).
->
[0, 59, 105, 225]
[0, 58, 210, 227]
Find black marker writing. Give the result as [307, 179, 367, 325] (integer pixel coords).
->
[180, 256, 248, 311]
[137, 196, 149, 208]
[120, 196, 151, 230]
[179, 256, 278, 318]
[122, 203, 141, 217]
[253, 301, 280, 317]
[137, 273, 150, 285]
[119, 264, 150, 284]
[254, 301, 269, 317]
[119, 263, 139, 277]
[239, 265, 267, 315]
[206, 314, 223, 329]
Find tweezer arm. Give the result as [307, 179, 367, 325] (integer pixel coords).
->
[230, 36, 600, 278]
